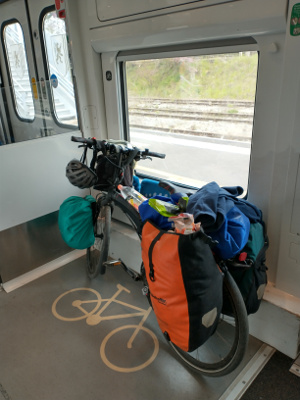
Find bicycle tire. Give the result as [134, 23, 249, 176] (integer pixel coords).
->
[86, 205, 111, 279]
[168, 270, 249, 377]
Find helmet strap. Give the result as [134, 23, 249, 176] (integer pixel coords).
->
[80, 146, 88, 164]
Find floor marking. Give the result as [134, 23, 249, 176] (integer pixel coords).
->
[100, 324, 159, 373]
[52, 285, 159, 373]
[218, 344, 275, 400]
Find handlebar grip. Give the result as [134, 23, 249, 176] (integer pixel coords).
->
[146, 150, 166, 159]
[71, 136, 85, 142]
[71, 136, 95, 147]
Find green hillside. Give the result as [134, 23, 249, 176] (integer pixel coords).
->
[126, 52, 258, 101]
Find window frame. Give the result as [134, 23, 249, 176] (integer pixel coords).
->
[117, 38, 259, 190]
[1, 18, 35, 123]
[38, 6, 79, 130]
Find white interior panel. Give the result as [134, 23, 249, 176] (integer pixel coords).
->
[271, 0, 300, 298]
[290, 156, 300, 235]
[0, 131, 87, 231]
[90, 0, 286, 53]
[96, 0, 236, 21]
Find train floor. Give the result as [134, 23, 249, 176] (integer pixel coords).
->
[0, 256, 299, 400]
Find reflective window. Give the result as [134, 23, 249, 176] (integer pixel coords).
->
[3, 22, 35, 120]
[124, 51, 258, 191]
[42, 11, 78, 126]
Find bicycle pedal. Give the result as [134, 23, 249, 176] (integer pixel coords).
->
[104, 260, 122, 267]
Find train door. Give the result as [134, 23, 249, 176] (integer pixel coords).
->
[0, 66, 12, 145]
[26, 0, 78, 135]
[0, 0, 78, 144]
[0, 0, 45, 142]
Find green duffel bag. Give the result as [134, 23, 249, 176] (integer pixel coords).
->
[58, 195, 96, 249]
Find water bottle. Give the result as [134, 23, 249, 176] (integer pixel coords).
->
[118, 184, 147, 211]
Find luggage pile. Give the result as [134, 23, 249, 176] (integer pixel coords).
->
[140, 180, 269, 351]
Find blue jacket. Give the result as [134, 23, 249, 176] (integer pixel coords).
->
[187, 181, 262, 232]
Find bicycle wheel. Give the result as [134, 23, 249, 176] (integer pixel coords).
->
[168, 271, 249, 377]
[86, 205, 111, 279]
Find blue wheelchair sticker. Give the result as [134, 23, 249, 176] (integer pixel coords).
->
[50, 74, 58, 88]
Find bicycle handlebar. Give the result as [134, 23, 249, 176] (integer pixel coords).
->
[71, 136, 96, 147]
[71, 136, 166, 160]
[142, 149, 166, 159]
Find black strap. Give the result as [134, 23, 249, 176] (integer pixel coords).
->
[148, 231, 164, 282]
[80, 146, 88, 164]
[192, 228, 219, 247]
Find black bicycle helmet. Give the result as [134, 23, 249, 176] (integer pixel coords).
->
[66, 159, 97, 189]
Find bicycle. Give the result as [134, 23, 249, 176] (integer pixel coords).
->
[52, 283, 159, 373]
[66, 135, 249, 377]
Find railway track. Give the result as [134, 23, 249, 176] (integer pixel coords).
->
[128, 98, 254, 141]
[129, 108, 253, 124]
[129, 97, 254, 108]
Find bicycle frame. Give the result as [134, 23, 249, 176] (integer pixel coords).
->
[96, 187, 143, 237]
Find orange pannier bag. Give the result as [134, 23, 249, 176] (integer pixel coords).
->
[141, 220, 223, 352]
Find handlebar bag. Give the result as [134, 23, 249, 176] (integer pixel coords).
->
[95, 154, 134, 189]
[95, 154, 120, 189]
[58, 195, 96, 249]
[141, 220, 223, 352]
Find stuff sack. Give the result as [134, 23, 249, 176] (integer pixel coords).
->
[141, 220, 223, 352]
[224, 222, 268, 315]
[58, 195, 96, 249]
[139, 196, 178, 230]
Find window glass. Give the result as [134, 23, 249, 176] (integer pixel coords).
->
[125, 52, 258, 191]
[42, 11, 77, 126]
[3, 22, 34, 120]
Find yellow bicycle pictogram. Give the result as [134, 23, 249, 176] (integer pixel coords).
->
[52, 284, 159, 373]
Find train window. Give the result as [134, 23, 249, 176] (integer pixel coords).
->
[42, 11, 78, 126]
[123, 51, 258, 191]
[3, 22, 35, 121]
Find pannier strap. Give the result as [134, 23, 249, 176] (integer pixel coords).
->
[193, 229, 219, 247]
[148, 231, 164, 281]
[147, 228, 218, 282]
